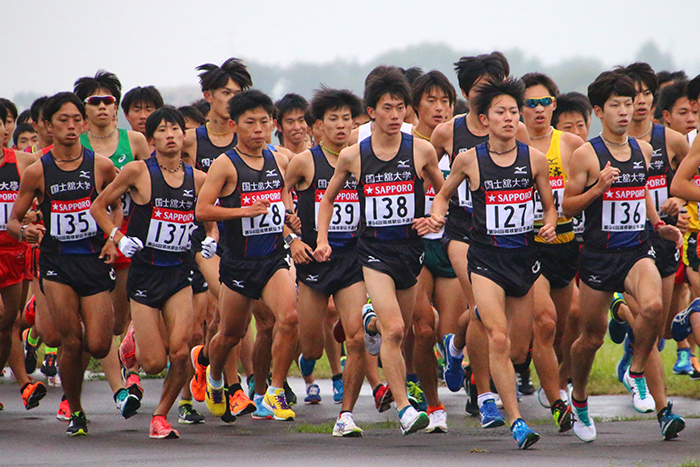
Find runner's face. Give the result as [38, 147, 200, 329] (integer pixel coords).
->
[633, 82, 654, 123]
[664, 97, 698, 135]
[85, 88, 117, 127]
[3, 115, 15, 147]
[46, 103, 84, 147]
[368, 94, 406, 135]
[523, 84, 555, 132]
[15, 131, 38, 151]
[278, 108, 308, 145]
[150, 120, 184, 155]
[33, 116, 52, 144]
[480, 95, 519, 140]
[321, 107, 353, 146]
[125, 101, 156, 135]
[416, 87, 452, 130]
[232, 107, 272, 150]
[205, 79, 242, 121]
[555, 111, 589, 141]
[597, 95, 633, 136]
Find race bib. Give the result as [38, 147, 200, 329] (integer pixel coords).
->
[601, 187, 646, 232]
[457, 180, 472, 209]
[146, 208, 195, 252]
[50, 197, 98, 241]
[315, 189, 359, 232]
[485, 189, 534, 235]
[647, 175, 668, 217]
[0, 191, 17, 231]
[364, 181, 415, 227]
[241, 190, 284, 236]
[533, 176, 564, 221]
[121, 192, 132, 218]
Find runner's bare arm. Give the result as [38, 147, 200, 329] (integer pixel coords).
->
[562, 143, 617, 217]
[531, 148, 557, 242]
[430, 148, 475, 229]
[7, 162, 44, 243]
[128, 131, 151, 160]
[90, 161, 143, 245]
[670, 136, 700, 201]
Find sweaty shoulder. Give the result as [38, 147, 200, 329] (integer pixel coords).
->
[431, 119, 453, 143]
[637, 139, 653, 160]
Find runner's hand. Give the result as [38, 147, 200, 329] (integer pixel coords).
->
[658, 224, 682, 248]
[312, 242, 332, 263]
[596, 161, 620, 194]
[99, 241, 117, 264]
[538, 223, 557, 243]
[427, 213, 445, 232]
[285, 212, 302, 233]
[412, 217, 432, 236]
[201, 237, 217, 259]
[659, 197, 683, 217]
[118, 236, 144, 257]
[290, 239, 313, 265]
[246, 198, 270, 217]
[23, 224, 45, 244]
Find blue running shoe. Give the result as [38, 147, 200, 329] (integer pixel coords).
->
[442, 334, 464, 392]
[479, 399, 505, 428]
[608, 293, 630, 344]
[511, 418, 540, 449]
[658, 401, 685, 440]
[617, 336, 634, 383]
[673, 348, 694, 375]
[332, 378, 343, 404]
[672, 298, 700, 342]
[298, 355, 316, 377]
[252, 395, 274, 420]
[304, 384, 321, 404]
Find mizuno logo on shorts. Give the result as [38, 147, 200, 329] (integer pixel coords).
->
[367, 256, 381, 263]
[232, 280, 244, 288]
[135, 290, 147, 297]
[648, 247, 656, 257]
[46, 270, 58, 276]
[307, 275, 318, 282]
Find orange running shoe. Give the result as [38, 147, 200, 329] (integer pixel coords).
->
[149, 415, 179, 439]
[190, 345, 207, 402]
[21, 381, 46, 410]
[56, 397, 70, 421]
[229, 389, 256, 416]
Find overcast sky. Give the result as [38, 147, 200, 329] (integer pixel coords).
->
[2, 0, 699, 99]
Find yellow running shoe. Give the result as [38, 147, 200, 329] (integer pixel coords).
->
[205, 367, 226, 417]
[263, 388, 295, 421]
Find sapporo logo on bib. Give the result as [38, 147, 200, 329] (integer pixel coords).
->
[0, 190, 17, 231]
[50, 197, 98, 241]
[364, 180, 415, 227]
[647, 175, 668, 217]
[457, 180, 473, 209]
[485, 188, 534, 235]
[146, 207, 195, 252]
[315, 189, 359, 232]
[533, 176, 564, 221]
[241, 190, 284, 236]
[602, 187, 646, 231]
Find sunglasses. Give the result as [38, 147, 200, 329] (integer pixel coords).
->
[525, 96, 555, 108]
[84, 95, 116, 106]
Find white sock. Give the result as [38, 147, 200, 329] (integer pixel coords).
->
[207, 372, 224, 389]
[477, 392, 495, 408]
[448, 339, 463, 358]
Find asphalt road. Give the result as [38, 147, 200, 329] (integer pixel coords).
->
[1, 374, 700, 467]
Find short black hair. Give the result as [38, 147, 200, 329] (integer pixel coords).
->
[16, 109, 32, 126]
[30, 96, 49, 123]
[657, 70, 688, 87]
[197, 58, 252, 93]
[552, 92, 593, 127]
[42, 92, 87, 122]
[657, 80, 689, 114]
[304, 108, 316, 128]
[73, 70, 122, 104]
[275, 93, 309, 125]
[121, 86, 164, 114]
[401, 67, 424, 86]
[0, 98, 18, 120]
[177, 105, 206, 127]
[228, 90, 275, 123]
[687, 74, 700, 102]
[587, 71, 636, 109]
[521, 72, 560, 97]
[474, 77, 525, 118]
[0, 102, 7, 125]
[615, 62, 658, 95]
[311, 86, 363, 122]
[364, 66, 412, 110]
[192, 99, 210, 118]
[454, 98, 469, 115]
[145, 106, 186, 140]
[454, 52, 510, 95]
[13, 123, 36, 145]
[411, 70, 457, 117]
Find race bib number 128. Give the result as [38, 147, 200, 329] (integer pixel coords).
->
[241, 190, 284, 236]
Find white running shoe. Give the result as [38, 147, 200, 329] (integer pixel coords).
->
[399, 406, 429, 435]
[425, 409, 447, 433]
[362, 304, 382, 356]
[332, 412, 363, 437]
[537, 386, 551, 408]
[622, 368, 655, 413]
[569, 386, 596, 443]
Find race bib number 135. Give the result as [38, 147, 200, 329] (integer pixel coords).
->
[50, 197, 98, 241]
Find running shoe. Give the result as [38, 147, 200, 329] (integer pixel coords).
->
[118, 323, 137, 369]
[441, 333, 464, 392]
[672, 298, 700, 342]
[332, 378, 343, 404]
[204, 367, 227, 417]
[551, 399, 572, 433]
[263, 388, 295, 421]
[150, 415, 179, 439]
[56, 396, 70, 421]
[283, 379, 297, 406]
[304, 384, 322, 404]
[537, 386, 551, 408]
[298, 355, 316, 377]
[516, 367, 535, 395]
[690, 356, 700, 380]
[230, 389, 256, 416]
[220, 389, 237, 424]
[41, 351, 58, 377]
[479, 399, 505, 428]
[252, 395, 274, 420]
[511, 418, 540, 450]
[22, 329, 38, 375]
[332, 412, 363, 437]
[362, 303, 381, 356]
[374, 384, 393, 412]
[247, 374, 256, 400]
[608, 292, 630, 344]
[569, 389, 596, 443]
[115, 388, 140, 419]
[399, 406, 429, 435]
[673, 348, 694, 375]
[178, 402, 205, 424]
[21, 381, 46, 410]
[190, 345, 207, 403]
[66, 411, 88, 436]
[425, 406, 448, 433]
[333, 319, 346, 343]
[658, 401, 685, 440]
[464, 366, 479, 417]
[622, 368, 655, 413]
[123, 370, 144, 400]
[617, 336, 634, 383]
[407, 381, 428, 412]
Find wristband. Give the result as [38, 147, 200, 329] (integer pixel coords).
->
[285, 209, 294, 215]
[109, 227, 119, 242]
[653, 220, 666, 232]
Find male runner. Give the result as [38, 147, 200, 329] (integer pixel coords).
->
[121, 85, 165, 136]
[13, 123, 38, 151]
[430, 77, 557, 449]
[275, 93, 310, 154]
[563, 71, 684, 443]
[658, 81, 698, 136]
[196, 90, 298, 421]
[552, 92, 592, 142]
[0, 98, 18, 149]
[29, 97, 53, 154]
[7, 92, 122, 436]
[314, 66, 445, 435]
[285, 86, 368, 436]
[91, 106, 211, 439]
